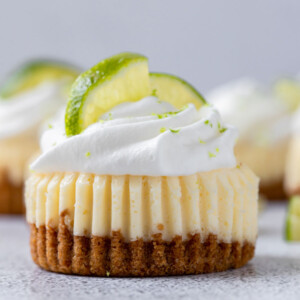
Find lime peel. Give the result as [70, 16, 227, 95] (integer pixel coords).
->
[65, 52, 150, 136]
[0, 60, 79, 99]
[286, 196, 300, 241]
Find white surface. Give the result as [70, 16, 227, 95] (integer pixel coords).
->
[0, 203, 300, 300]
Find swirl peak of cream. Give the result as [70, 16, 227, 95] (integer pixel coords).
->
[31, 96, 238, 176]
[0, 81, 66, 140]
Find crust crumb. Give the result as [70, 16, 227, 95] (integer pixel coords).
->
[0, 170, 24, 214]
[29, 223, 255, 277]
[157, 224, 164, 231]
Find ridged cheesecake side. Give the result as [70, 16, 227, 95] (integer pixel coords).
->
[285, 137, 300, 196]
[236, 141, 288, 199]
[26, 164, 258, 276]
[0, 131, 38, 214]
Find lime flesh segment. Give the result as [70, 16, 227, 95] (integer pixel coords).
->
[65, 53, 150, 136]
[149, 72, 206, 109]
[0, 60, 79, 99]
[286, 196, 300, 241]
[274, 78, 300, 111]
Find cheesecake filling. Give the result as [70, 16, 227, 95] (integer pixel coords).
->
[26, 164, 258, 243]
[285, 108, 300, 193]
[31, 97, 238, 176]
[207, 79, 290, 192]
[0, 130, 39, 184]
[235, 141, 288, 183]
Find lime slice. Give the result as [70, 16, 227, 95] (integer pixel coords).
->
[149, 73, 206, 109]
[65, 52, 150, 136]
[274, 78, 300, 111]
[0, 60, 79, 99]
[286, 196, 300, 241]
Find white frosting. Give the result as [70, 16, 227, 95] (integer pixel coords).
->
[31, 97, 238, 176]
[0, 81, 66, 140]
[207, 78, 291, 145]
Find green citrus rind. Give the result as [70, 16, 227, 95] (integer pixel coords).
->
[285, 196, 300, 241]
[149, 72, 206, 109]
[0, 59, 80, 99]
[65, 52, 150, 136]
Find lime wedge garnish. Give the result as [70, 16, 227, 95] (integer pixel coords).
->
[65, 52, 150, 136]
[65, 54, 207, 136]
[0, 60, 79, 99]
[286, 196, 300, 241]
[149, 72, 206, 109]
[274, 78, 300, 111]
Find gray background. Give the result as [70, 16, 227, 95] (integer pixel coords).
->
[0, 0, 299, 93]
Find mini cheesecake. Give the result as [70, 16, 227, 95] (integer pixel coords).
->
[235, 142, 288, 199]
[0, 60, 79, 214]
[285, 107, 300, 196]
[25, 53, 259, 276]
[0, 130, 38, 213]
[208, 79, 290, 200]
[26, 165, 258, 276]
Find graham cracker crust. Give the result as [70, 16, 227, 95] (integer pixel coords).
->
[0, 171, 24, 214]
[286, 186, 300, 198]
[29, 224, 255, 276]
[260, 179, 287, 201]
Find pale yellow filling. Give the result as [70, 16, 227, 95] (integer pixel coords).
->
[235, 140, 288, 184]
[285, 136, 300, 194]
[0, 130, 39, 185]
[25, 165, 259, 243]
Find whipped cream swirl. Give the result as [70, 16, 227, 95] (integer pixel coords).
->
[207, 78, 291, 145]
[31, 97, 238, 176]
[0, 81, 66, 140]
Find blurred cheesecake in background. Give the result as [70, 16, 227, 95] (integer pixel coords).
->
[274, 78, 300, 196]
[285, 106, 300, 196]
[0, 60, 79, 214]
[207, 79, 291, 200]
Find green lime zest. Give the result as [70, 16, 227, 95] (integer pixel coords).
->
[152, 111, 180, 119]
[169, 128, 180, 133]
[151, 89, 158, 97]
[218, 122, 227, 133]
[205, 120, 213, 128]
[208, 152, 216, 158]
